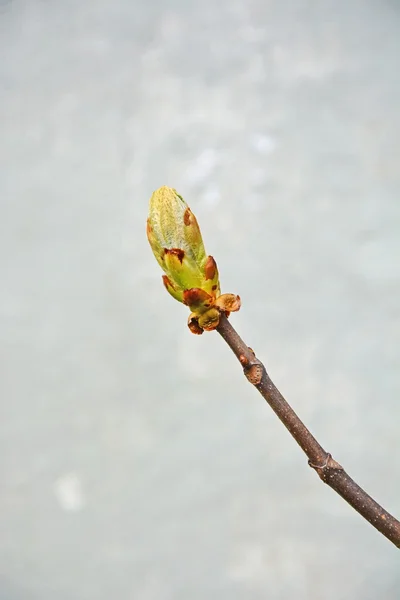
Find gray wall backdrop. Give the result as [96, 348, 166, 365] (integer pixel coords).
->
[1, 1, 399, 599]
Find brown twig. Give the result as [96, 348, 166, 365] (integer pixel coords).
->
[216, 313, 400, 548]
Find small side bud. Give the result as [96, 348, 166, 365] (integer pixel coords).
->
[187, 314, 204, 335]
[215, 294, 241, 313]
[198, 308, 221, 331]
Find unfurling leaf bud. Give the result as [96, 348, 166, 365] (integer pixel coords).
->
[147, 186, 240, 333]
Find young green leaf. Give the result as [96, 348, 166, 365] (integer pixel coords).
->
[147, 186, 240, 333]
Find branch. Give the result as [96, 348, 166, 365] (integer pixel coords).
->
[216, 313, 400, 549]
[146, 186, 400, 548]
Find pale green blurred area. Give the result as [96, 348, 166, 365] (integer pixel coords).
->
[1, 1, 399, 598]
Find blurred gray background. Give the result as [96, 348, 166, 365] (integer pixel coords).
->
[1, 0, 399, 598]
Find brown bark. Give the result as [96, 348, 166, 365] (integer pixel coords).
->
[216, 313, 400, 548]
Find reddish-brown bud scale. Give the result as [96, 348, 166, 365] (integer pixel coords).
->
[162, 275, 173, 290]
[183, 288, 212, 308]
[164, 248, 185, 263]
[187, 315, 203, 335]
[205, 255, 217, 280]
